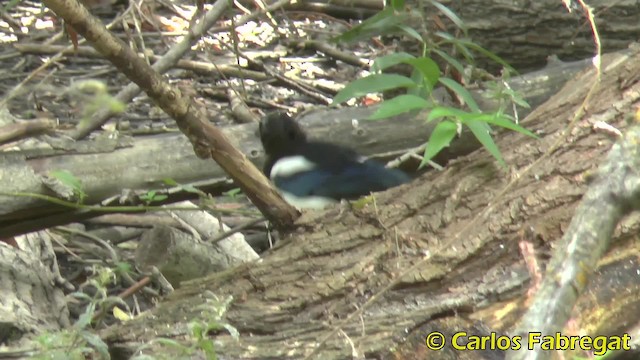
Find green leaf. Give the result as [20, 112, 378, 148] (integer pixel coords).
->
[74, 303, 96, 329]
[407, 68, 430, 98]
[222, 323, 240, 338]
[99, 94, 126, 114]
[405, 57, 440, 89]
[390, 0, 404, 11]
[438, 77, 480, 112]
[181, 184, 202, 194]
[434, 32, 475, 62]
[162, 178, 178, 186]
[432, 49, 465, 75]
[333, 8, 403, 43]
[223, 188, 242, 198]
[153, 338, 188, 350]
[458, 40, 515, 72]
[351, 195, 375, 210]
[427, 106, 469, 122]
[49, 170, 83, 193]
[452, 40, 476, 63]
[512, 95, 531, 109]
[428, 107, 537, 140]
[428, 0, 467, 33]
[115, 262, 132, 274]
[433, 31, 455, 41]
[466, 119, 505, 166]
[198, 339, 217, 358]
[333, 74, 416, 104]
[190, 321, 205, 338]
[70, 292, 93, 302]
[396, 24, 424, 43]
[420, 120, 457, 168]
[476, 114, 538, 138]
[368, 95, 431, 120]
[153, 194, 168, 202]
[78, 331, 110, 359]
[371, 52, 416, 73]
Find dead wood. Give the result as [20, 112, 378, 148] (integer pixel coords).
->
[0, 55, 590, 238]
[0, 231, 70, 343]
[99, 50, 640, 359]
[434, 0, 640, 72]
[135, 201, 259, 287]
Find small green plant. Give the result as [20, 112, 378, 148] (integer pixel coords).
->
[140, 190, 168, 205]
[222, 188, 242, 199]
[333, 0, 536, 167]
[71, 80, 126, 128]
[33, 328, 110, 360]
[49, 170, 87, 203]
[32, 265, 129, 360]
[131, 293, 238, 360]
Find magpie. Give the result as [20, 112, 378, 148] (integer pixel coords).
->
[259, 112, 410, 209]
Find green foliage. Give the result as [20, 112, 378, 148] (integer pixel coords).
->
[333, 7, 409, 43]
[368, 94, 430, 120]
[350, 194, 375, 210]
[71, 80, 126, 127]
[32, 329, 109, 360]
[140, 190, 168, 205]
[332, 1, 534, 167]
[131, 293, 238, 360]
[222, 188, 242, 198]
[420, 120, 457, 168]
[49, 170, 87, 203]
[333, 74, 416, 104]
[32, 265, 128, 360]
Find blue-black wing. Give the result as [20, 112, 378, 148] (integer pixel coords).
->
[273, 159, 409, 200]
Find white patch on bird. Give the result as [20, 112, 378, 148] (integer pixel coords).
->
[280, 191, 336, 210]
[270, 155, 317, 179]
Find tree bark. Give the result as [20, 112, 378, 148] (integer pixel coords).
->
[0, 232, 70, 343]
[242, 0, 640, 72]
[100, 49, 640, 359]
[438, 0, 639, 72]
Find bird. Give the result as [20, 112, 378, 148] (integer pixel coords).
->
[259, 111, 410, 209]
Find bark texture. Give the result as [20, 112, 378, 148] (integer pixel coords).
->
[0, 232, 70, 343]
[406, 0, 639, 72]
[101, 50, 640, 359]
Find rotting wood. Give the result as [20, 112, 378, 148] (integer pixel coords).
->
[100, 51, 640, 359]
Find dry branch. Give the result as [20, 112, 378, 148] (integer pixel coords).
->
[41, 0, 298, 226]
